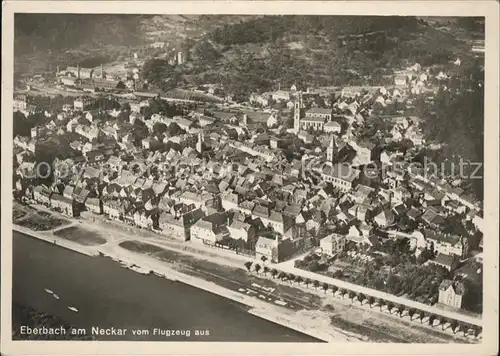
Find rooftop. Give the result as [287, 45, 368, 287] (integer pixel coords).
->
[322, 164, 360, 182]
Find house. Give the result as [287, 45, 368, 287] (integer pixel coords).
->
[85, 110, 105, 123]
[238, 200, 255, 216]
[179, 191, 215, 213]
[73, 97, 94, 111]
[320, 233, 346, 256]
[374, 209, 395, 228]
[31, 126, 47, 139]
[341, 86, 383, 98]
[159, 212, 188, 241]
[271, 90, 291, 102]
[142, 137, 161, 150]
[63, 185, 75, 200]
[191, 219, 225, 244]
[174, 117, 194, 131]
[199, 116, 216, 127]
[438, 279, 466, 308]
[227, 220, 255, 242]
[133, 210, 155, 229]
[103, 200, 124, 220]
[73, 186, 90, 205]
[425, 230, 466, 258]
[407, 207, 422, 221]
[90, 78, 124, 92]
[297, 130, 314, 144]
[61, 76, 78, 86]
[351, 140, 375, 166]
[349, 184, 375, 204]
[321, 164, 360, 192]
[221, 191, 240, 211]
[394, 75, 407, 86]
[427, 253, 459, 272]
[421, 207, 446, 228]
[266, 114, 279, 128]
[75, 125, 101, 142]
[85, 198, 102, 214]
[33, 185, 52, 206]
[255, 236, 279, 263]
[266, 210, 289, 235]
[324, 121, 341, 134]
[50, 194, 77, 217]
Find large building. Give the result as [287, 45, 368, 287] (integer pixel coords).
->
[73, 97, 95, 111]
[255, 236, 279, 263]
[81, 78, 124, 92]
[320, 233, 346, 256]
[294, 104, 334, 132]
[304, 108, 332, 121]
[64, 64, 94, 79]
[321, 163, 360, 192]
[300, 116, 325, 131]
[438, 279, 466, 309]
[13, 95, 28, 112]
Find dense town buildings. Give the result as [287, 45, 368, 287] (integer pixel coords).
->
[13, 55, 484, 317]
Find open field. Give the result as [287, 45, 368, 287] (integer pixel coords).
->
[53, 226, 107, 246]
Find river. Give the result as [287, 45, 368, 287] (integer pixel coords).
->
[12, 231, 321, 342]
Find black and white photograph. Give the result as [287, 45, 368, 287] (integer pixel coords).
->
[1, 1, 498, 355]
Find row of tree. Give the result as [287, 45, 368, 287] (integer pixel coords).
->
[242, 261, 482, 338]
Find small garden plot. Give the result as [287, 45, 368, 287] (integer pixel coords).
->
[16, 213, 68, 231]
[119, 241, 164, 255]
[53, 226, 107, 246]
[13, 209, 27, 221]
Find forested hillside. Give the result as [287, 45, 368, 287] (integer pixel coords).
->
[155, 15, 479, 96]
[414, 58, 484, 200]
[15, 14, 146, 55]
[14, 14, 252, 74]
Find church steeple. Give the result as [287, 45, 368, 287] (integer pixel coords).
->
[327, 135, 337, 162]
[293, 92, 302, 134]
[196, 131, 203, 154]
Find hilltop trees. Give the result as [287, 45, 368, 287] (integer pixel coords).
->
[141, 58, 175, 90]
[418, 59, 484, 200]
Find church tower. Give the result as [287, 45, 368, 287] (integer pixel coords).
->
[196, 131, 203, 154]
[293, 93, 302, 134]
[327, 135, 337, 162]
[301, 154, 307, 180]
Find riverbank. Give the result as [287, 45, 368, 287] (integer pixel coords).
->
[12, 225, 335, 342]
[12, 302, 94, 340]
[12, 231, 320, 342]
[11, 202, 475, 343]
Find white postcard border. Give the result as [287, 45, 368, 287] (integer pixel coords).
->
[2, 1, 498, 355]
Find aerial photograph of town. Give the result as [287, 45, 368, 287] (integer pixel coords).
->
[10, 13, 485, 343]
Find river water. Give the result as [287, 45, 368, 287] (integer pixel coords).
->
[12, 231, 321, 342]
